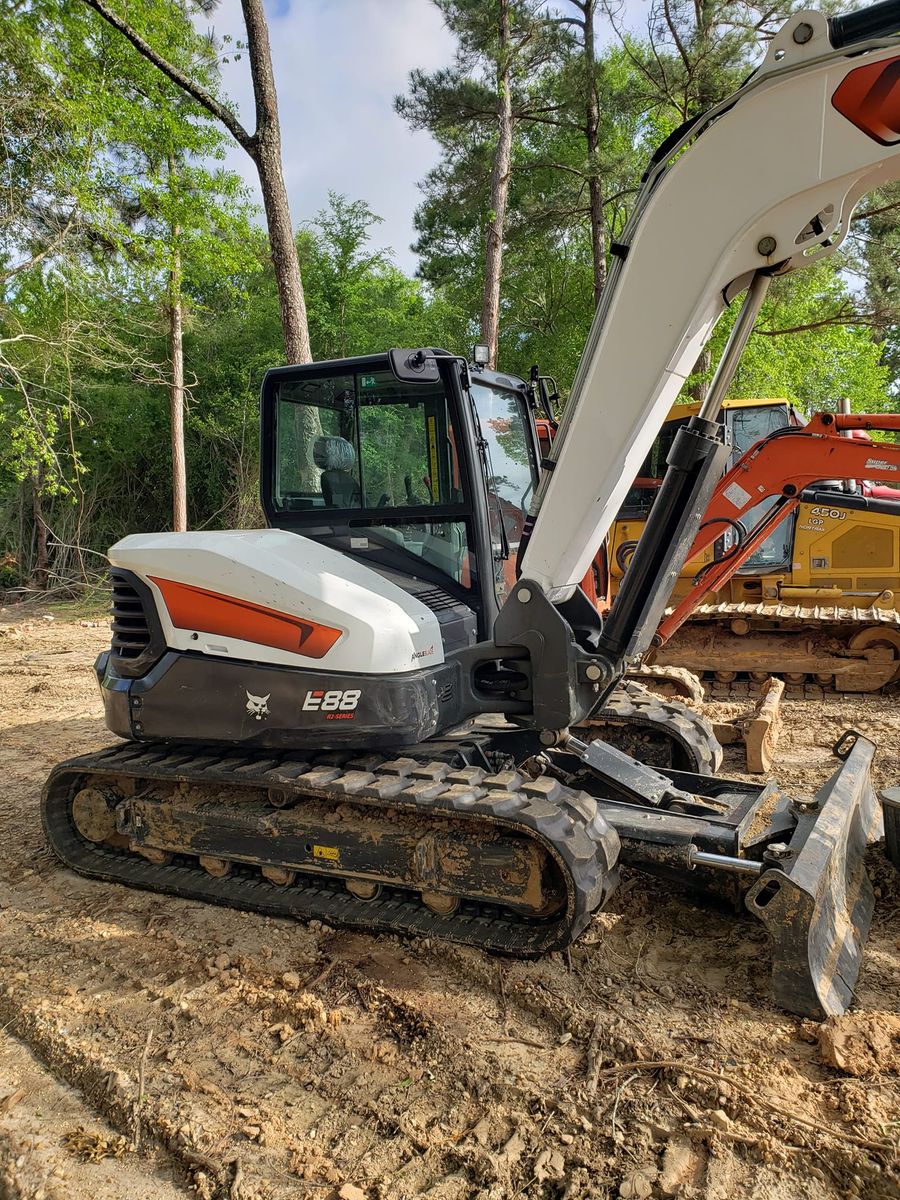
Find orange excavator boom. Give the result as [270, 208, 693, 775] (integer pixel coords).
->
[656, 411, 900, 644]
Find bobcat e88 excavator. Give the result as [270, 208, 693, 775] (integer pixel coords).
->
[44, 2, 900, 1019]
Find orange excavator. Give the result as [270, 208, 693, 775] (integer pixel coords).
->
[605, 405, 900, 694]
[656, 411, 900, 645]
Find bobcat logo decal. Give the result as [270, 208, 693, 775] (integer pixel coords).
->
[245, 691, 270, 721]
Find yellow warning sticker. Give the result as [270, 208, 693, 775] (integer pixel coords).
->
[312, 844, 340, 862]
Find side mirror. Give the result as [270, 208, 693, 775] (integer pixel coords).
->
[388, 347, 441, 385]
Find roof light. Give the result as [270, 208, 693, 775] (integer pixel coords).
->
[473, 344, 490, 366]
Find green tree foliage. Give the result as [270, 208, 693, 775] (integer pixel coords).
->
[612, 0, 800, 122]
[405, 0, 892, 410]
[689, 260, 892, 411]
[301, 194, 466, 361]
[0, 0, 258, 583]
[1, 0, 896, 595]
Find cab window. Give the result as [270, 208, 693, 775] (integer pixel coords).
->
[470, 381, 537, 557]
[727, 403, 790, 461]
[272, 369, 473, 587]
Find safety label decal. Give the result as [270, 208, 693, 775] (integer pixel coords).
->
[722, 481, 751, 509]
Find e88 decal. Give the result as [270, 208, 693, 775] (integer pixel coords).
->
[302, 688, 361, 713]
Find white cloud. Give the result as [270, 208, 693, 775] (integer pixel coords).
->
[195, 0, 457, 274]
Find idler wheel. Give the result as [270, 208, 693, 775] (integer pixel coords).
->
[71, 787, 117, 844]
[134, 846, 172, 866]
[199, 855, 231, 878]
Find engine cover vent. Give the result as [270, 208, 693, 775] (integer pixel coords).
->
[111, 573, 150, 658]
[108, 569, 165, 677]
[414, 585, 465, 613]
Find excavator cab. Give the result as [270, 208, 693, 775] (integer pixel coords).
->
[260, 353, 544, 639]
[611, 399, 805, 583]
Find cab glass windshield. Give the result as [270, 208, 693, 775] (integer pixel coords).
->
[470, 381, 536, 557]
[272, 369, 473, 588]
[728, 403, 790, 461]
[274, 370, 463, 509]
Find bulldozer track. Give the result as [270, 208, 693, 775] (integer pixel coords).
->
[687, 600, 900, 629]
[42, 740, 620, 958]
[659, 602, 900, 696]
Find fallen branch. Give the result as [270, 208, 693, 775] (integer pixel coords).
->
[597, 1060, 896, 1155]
[483, 1034, 549, 1050]
[303, 959, 337, 991]
[132, 1025, 154, 1151]
[584, 1013, 604, 1098]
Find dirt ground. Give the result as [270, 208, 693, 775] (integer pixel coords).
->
[0, 611, 898, 1200]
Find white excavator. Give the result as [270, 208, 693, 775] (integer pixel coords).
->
[44, 3, 900, 1018]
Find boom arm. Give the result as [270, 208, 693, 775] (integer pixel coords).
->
[657, 412, 900, 642]
[520, 6, 900, 607]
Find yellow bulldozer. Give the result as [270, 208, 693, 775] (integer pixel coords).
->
[609, 398, 900, 694]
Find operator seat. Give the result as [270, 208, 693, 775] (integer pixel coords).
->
[313, 436, 361, 508]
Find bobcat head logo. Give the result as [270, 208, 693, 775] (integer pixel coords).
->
[245, 691, 270, 721]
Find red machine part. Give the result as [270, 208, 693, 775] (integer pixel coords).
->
[832, 54, 900, 146]
[655, 412, 900, 644]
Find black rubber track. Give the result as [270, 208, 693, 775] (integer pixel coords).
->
[42, 741, 620, 957]
[591, 682, 723, 774]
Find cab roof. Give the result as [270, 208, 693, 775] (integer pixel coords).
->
[665, 397, 801, 421]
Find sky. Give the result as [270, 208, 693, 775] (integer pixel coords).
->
[195, 0, 458, 275]
[195, 1, 650, 276]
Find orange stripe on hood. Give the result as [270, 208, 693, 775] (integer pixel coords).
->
[149, 577, 342, 659]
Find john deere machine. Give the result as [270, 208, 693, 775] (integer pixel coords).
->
[611, 399, 900, 693]
[44, 3, 900, 1018]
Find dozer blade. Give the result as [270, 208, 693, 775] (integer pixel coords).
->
[880, 785, 900, 869]
[745, 731, 882, 1019]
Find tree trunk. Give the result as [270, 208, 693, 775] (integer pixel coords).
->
[480, 0, 513, 370]
[242, 0, 312, 365]
[582, 0, 606, 306]
[167, 155, 188, 532]
[689, 346, 711, 403]
[30, 471, 49, 591]
[169, 250, 187, 532]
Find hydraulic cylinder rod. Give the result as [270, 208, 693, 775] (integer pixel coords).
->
[596, 273, 770, 664]
[698, 272, 772, 423]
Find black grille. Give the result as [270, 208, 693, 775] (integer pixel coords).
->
[414, 585, 462, 614]
[436, 679, 455, 704]
[110, 571, 152, 660]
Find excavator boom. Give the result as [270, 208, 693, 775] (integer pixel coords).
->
[522, 5, 900, 613]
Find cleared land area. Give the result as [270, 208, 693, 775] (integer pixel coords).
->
[0, 612, 897, 1200]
